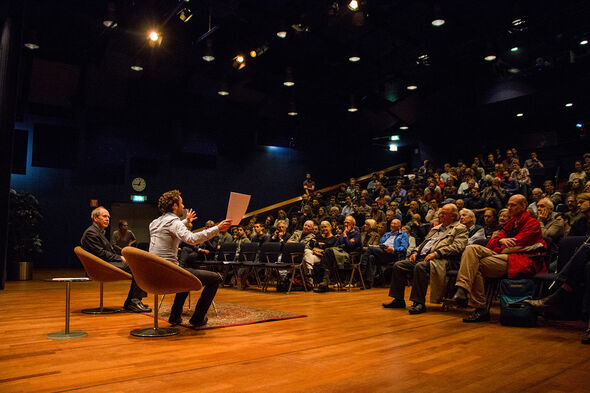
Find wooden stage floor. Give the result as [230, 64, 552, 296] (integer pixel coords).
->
[0, 269, 588, 393]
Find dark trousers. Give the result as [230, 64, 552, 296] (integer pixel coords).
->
[558, 238, 590, 314]
[388, 257, 430, 305]
[115, 263, 147, 303]
[363, 246, 403, 285]
[171, 264, 223, 322]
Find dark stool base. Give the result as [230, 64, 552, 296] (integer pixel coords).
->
[82, 307, 121, 314]
[47, 331, 87, 339]
[131, 327, 179, 337]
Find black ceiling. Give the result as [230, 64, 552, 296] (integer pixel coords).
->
[16, 0, 590, 152]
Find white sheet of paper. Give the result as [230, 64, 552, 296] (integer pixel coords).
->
[226, 192, 251, 225]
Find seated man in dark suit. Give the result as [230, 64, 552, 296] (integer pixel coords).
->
[81, 206, 150, 313]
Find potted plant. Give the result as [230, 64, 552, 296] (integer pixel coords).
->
[7, 189, 43, 280]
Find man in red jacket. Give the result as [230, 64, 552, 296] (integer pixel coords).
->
[445, 194, 546, 322]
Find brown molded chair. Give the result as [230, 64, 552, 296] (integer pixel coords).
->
[74, 246, 132, 314]
[122, 246, 202, 337]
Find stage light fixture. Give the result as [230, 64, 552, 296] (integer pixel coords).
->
[431, 18, 445, 27]
[202, 39, 215, 62]
[23, 30, 39, 50]
[399, 126, 409, 130]
[287, 102, 298, 116]
[565, 103, 573, 107]
[484, 54, 496, 61]
[348, 1, 359, 11]
[149, 31, 159, 41]
[148, 30, 163, 47]
[178, 7, 193, 23]
[24, 42, 39, 50]
[103, 2, 117, 28]
[130, 65, 143, 71]
[516, 112, 524, 117]
[348, 95, 358, 112]
[417, 53, 431, 66]
[233, 55, 246, 70]
[348, 55, 360, 62]
[406, 84, 418, 91]
[580, 40, 588, 46]
[283, 67, 295, 87]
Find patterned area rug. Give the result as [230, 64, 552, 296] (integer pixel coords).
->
[145, 301, 306, 330]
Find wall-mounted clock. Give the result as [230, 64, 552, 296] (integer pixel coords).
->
[132, 177, 146, 192]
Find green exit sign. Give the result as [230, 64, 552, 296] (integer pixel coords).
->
[131, 195, 147, 202]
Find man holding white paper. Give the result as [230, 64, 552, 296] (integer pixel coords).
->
[149, 189, 232, 327]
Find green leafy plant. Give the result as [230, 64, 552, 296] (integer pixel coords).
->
[8, 189, 43, 262]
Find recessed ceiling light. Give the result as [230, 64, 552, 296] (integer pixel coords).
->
[348, 56, 361, 62]
[288, 111, 298, 116]
[406, 85, 418, 91]
[431, 18, 445, 27]
[510, 46, 519, 52]
[103, 20, 117, 28]
[565, 103, 573, 107]
[283, 81, 295, 87]
[508, 67, 520, 74]
[202, 55, 215, 62]
[347, 107, 358, 112]
[24, 43, 39, 50]
[130, 65, 143, 71]
[277, 31, 287, 38]
[217, 90, 229, 96]
[516, 113, 524, 117]
[400, 126, 409, 130]
[484, 55, 496, 61]
[348, 0, 359, 11]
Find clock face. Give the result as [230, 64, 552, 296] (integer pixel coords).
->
[132, 177, 146, 192]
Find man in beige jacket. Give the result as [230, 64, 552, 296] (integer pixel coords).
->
[382, 203, 468, 314]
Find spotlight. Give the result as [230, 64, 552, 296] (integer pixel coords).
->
[218, 80, 230, 96]
[431, 18, 445, 27]
[565, 103, 573, 107]
[24, 42, 39, 50]
[149, 31, 159, 41]
[484, 55, 496, 61]
[218, 89, 229, 96]
[148, 30, 162, 46]
[288, 102, 298, 116]
[399, 126, 409, 130]
[250, 50, 257, 58]
[236, 55, 244, 63]
[516, 113, 524, 117]
[348, 55, 360, 62]
[178, 7, 193, 23]
[348, 0, 359, 11]
[103, 2, 117, 28]
[232, 55, 246, 70]
[130, 65, 143, 71]
[406, 84, 418, 91]
[23, 30, 39, 50]
[277, 30, 287, 38]
[283, 67, 295, 87]
[202, 39, 215, 62]
[580, 40, 589, 46]
[348, 95, 358, 112]
[389, 143, 398, 152]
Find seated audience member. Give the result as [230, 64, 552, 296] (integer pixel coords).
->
[569, 160, 587, 184]
[270, 220, 291, 243]
[310, 198, 322, 216]
[484, 153, 496, 175]
[370, 201, 387, 223]
[382, 203, 468, 313]
[500, 171, 520, 196]
[569, 178, 584, 198]
[346, 178, 358, 197]
[455, 199, 465, 211]
[336, 183, 348, 205]
[299, 205, 315, 229]
[527, 197, 590, 344]
[460, 208, 486, 245]
[358, 196, 371, 215]
[304, 221, 337, 279]
[402, 225, 417, 255]
[314, 205, 329, 225]
[299, 194, 311, 212]
[464, 187, 487, 213]
[288, 219, 316, 246]
[482, 208, 499, 238]
[424, 181, 443, 203]
[328, 206, 343, 229]
[502, 149, 516, 170]
[349, 203, 365, 228]
[366, 174, 378, 195]
[326, 195, 342, 212]
[511, 160, 531, 197]
[232, 225, 251, 253]
[528, 188, 544, 215]
[303, 173, 315, 195]
[362, 219, 409, 289]
[585, 179, 590, 193]
[250, 221, 270, 245]
[564, 194, 583, 227]
[375, 188, 388, 205]
[180, 220, 219, 265]
[543, 180, 562, 205]
[360, 219, 381, 250]
[458, 174, 476, 196]
[442, 177, 458, 200]
[313, 216, 361, 292]
[440, 163, 452, 183]
[389, 201, 403, 220]
[536, 198, 565, 244]
[81, 207, 149, 313]
[425, 199, 441, 224]
[434, 172, 446, 189]
[445, 195, 546, 322]
[264, 215, 275, 232]
[472, 157, 485, 180]
[313, 223, 320, 236]
[111, 220, 136, 255]
[524, 152, 544, 170]
[568, 193, 590, 236]
[288, 216, 299, 234]
[404, 200, 421, 224]
[341, 196, 355, 218]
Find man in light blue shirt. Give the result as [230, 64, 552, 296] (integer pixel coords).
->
[362, 219, 409, 289]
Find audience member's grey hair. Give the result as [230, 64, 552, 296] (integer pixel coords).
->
[460, 208, 476, 223]
[91, 206, 107, 220]
[538, 197, 554, 211]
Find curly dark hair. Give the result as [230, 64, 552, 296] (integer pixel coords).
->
[158, 189, 181, 214]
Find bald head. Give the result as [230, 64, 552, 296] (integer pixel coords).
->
[507, 194, 527, 218]
[390, 219, 401, 232]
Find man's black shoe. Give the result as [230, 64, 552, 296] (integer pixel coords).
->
[463, 308, 490, 323]
[443, 287, 469, 308]
[382, 299, 406, 309]
[168, 316, 182, 326]
[408, 303, 426, 315]
[189, 316, 208, 327]
[138, 301, 152, 312]
[124, 299, 149, 313]
[582, 328, 590, 345]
